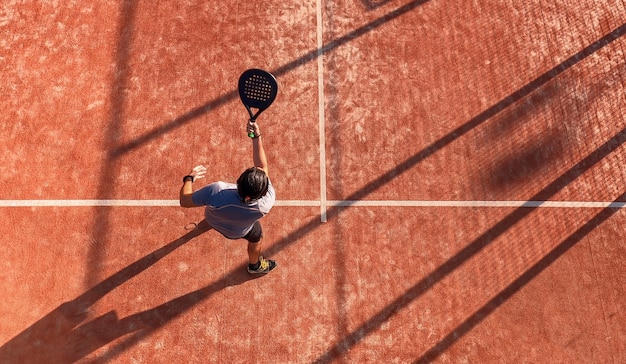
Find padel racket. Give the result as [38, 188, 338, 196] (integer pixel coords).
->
[238, 69, 278, 137]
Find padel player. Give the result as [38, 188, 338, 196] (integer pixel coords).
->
[179, 121, 277, 274]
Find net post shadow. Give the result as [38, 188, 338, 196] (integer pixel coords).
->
[85, 0, 138, 294]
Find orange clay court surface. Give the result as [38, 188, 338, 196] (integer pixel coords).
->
[1, 1, 626, 363]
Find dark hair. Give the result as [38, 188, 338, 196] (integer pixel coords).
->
[237, 167, 269, 202]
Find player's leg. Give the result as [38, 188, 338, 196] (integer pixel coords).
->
[244, 221, 276, 274]
[248, 239, 262, 265]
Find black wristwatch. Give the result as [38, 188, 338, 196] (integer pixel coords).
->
[183, 175, 194, 183]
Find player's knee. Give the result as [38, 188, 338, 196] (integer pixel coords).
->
[246, 234, 262, 243]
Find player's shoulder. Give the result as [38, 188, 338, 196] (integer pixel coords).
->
[257, 182, 276, 213]
[207, 181, 237, 191]
[194, 181, 234, 199]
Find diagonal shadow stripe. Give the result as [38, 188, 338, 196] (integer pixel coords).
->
[112, 3, 626, 159]
[88, 21, 626, 362]
[4, 14, 623, 364]
[96, 71, 626, 364]
[312, 123, 626, 361]
[340, 22, 626, 204]
[414, 191, 626, 363]
[111, 0, 432, 156]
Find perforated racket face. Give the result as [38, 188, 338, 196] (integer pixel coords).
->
[238, 69, 278, 110]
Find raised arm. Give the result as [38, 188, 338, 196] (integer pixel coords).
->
[247, 121, 268, 176]
[179, 165, 207, 207]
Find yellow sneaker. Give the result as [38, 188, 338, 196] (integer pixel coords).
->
[247, 256, 277, 274]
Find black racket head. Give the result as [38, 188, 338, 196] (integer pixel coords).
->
[238, 69, 278, 110]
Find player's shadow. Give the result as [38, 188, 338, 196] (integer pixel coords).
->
[0, 226, 259, 364]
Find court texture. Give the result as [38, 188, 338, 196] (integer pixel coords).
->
[1, 1, 625, 363]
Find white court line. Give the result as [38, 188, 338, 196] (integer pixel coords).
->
[1, 200, 625, 208]
[326, 200, 626, 208]
[316, 0, 328, 222]
[0, 200, 181, 207]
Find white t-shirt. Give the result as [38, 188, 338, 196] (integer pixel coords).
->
[191, 180, 275, 239]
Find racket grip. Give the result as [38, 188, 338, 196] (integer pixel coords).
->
[247, 117, 256, 138]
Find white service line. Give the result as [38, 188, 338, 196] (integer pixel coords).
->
[0, 200, 181, 207]
[1, 200, 625, 208]
[316, 0, 328, 222]
[326, 200, 626, 208]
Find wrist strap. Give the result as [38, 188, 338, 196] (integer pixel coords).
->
[183, 175, 194, 183]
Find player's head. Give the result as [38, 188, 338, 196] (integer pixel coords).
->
[237, 167, 269, 203]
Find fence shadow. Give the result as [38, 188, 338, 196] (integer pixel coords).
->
[111, 0, 433, 156]
[90, 20, 626, 363]
[415, 190, 626, 363]
[4, 5, 625, 364]
[313, 122, 626, 362]
[311, 21, 626, 361]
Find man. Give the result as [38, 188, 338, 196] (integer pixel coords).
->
[179, 121, 277, 274]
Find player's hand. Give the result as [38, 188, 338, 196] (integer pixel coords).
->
[189, 165, 206, 181]
[247, 121, 261, 138]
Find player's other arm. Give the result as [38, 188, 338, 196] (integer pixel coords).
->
[248, 122, 269, 176]
[179, 165, 207, 208]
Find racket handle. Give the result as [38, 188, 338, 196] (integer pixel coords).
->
[247, 117, 257, 138]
